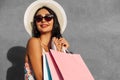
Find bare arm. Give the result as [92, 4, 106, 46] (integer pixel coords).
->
[26, 38, 43, 80]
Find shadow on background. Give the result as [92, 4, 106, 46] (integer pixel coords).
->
[6, 46, 26, 80]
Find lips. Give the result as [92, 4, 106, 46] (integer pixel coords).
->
[40, 24, 49, 28]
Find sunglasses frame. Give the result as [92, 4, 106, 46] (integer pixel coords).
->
[35, 14, 54, 22]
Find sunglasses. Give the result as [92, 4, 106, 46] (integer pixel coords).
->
[35, 14, 54, 22]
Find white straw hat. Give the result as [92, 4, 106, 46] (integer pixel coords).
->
[24, 0, 67, 36]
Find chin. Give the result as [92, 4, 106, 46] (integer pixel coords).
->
[40, 30, 52, 34]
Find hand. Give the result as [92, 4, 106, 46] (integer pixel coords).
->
[53, 37, 69, 51]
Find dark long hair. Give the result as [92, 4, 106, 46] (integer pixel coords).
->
[32, 6, 62, 39]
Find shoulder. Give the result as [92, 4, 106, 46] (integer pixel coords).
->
[28, 37, 39, 42]
[27, 37, 40, 45]
[26, 37, 42, 55]
[26, 37, 43, 64]
[26, 37, 41, 49]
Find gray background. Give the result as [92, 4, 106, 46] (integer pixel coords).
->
[0, 0, 120, 80]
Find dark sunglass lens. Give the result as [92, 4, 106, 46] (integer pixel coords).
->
[35, 16, 42, 22]
[45, 17, 52, 21]
[44, 15, 54, 21]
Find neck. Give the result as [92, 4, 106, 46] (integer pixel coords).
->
[39, 32, 52, 47]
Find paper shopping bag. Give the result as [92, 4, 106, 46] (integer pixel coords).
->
[45, 52, 63, 80]
[43, 54, 52, 80]
[46, 49, 94, 80]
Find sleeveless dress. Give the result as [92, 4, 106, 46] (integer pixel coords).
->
[24, 42, 67, 80]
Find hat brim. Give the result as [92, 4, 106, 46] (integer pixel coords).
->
[24, 0, 67, 36]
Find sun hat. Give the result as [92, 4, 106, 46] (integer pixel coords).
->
[24, 0, 67, 36]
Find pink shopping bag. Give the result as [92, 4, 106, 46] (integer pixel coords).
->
[45, 51, 63, 80]
[46, 49, 94, 80]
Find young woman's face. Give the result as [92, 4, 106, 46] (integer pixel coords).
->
[35, 8, 54, 34]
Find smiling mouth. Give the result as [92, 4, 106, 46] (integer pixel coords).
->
[41, 24, 48, 28]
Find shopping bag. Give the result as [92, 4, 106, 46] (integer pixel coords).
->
[43, 54, 52, 80]
[46, 49, 94, 80]
[45, 51, 63, 80]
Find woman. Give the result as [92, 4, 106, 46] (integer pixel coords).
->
[24, 0, 69, 80]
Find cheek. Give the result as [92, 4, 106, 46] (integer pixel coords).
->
[50, 20, 54, 29]
[35, 22, 41, 31]
[36, 22, 39, 27]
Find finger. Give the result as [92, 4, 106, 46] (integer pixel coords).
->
[54, 37, 58, 44]
[59, 38, 64, 41]
[61, 40, 69, 48]
[54, 38, 61, 46]
[59, 38, 67, 45]
[56, 38, 63, 51]
[52, 37, 56, 41]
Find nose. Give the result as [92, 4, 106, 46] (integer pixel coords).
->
[41, 18, 46, 23]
